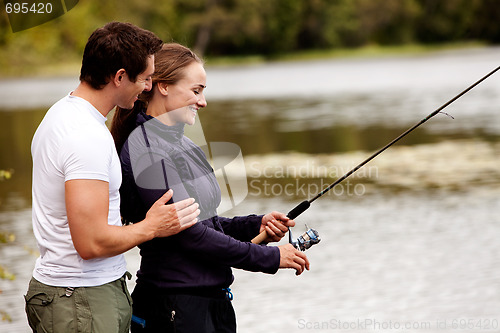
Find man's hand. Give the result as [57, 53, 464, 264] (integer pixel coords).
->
[259, 211, 295, 243]
[66, 179, 200, 260]
[278, 243, 310, 276]
[144, 189, 200, 238]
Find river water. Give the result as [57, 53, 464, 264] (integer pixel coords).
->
[0, 47, 499, 332]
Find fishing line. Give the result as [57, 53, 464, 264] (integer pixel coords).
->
[251, 65, 500, 249]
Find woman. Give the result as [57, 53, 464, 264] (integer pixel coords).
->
[111, 43, 309, 333]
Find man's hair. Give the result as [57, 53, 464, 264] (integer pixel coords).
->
[79, 22, 163, 90]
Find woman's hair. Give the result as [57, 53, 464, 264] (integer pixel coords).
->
[80, 22, 163, 90]
[110, 43, 203, 154]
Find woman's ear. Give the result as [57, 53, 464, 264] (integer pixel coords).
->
[157, 82, 169, 96]
[113, 69, 127, 87]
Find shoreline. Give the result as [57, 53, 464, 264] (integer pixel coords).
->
[0, 42, 488, 79]
[2, 45, 498, 110]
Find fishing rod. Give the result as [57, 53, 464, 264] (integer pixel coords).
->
[251, 65, 500, 250]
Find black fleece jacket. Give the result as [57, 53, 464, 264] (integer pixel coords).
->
[119, 112, 280, 289]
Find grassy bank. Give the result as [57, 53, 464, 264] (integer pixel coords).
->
[204, 41, 486, 66]
[0, 41, 487, 78]
[241, 139, 500, 195]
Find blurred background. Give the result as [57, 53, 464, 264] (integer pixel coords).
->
[1, 1, 499, 332]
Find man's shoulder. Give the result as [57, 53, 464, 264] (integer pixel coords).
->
[47, 96, 105, 132]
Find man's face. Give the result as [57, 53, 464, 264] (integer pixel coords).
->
[117, 55, 155, 109]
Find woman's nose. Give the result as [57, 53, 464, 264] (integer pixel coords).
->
[198, 94, 207, 107]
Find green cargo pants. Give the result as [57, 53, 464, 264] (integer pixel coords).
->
[25, 273, 132, 333]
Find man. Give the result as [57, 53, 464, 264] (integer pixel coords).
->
[25, 22, 200, 333]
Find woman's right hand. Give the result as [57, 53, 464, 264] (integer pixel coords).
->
[144, 189, 200, 238]
[278, 243, 310, 275]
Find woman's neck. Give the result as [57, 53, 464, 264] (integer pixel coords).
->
[146, 99, 177, 126]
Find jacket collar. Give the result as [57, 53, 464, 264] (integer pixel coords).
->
[136, 111, 185, 142]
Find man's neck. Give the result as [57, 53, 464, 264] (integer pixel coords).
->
[72, 82, 116, 117]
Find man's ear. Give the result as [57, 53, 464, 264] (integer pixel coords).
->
[113, 69, 127, 86]
[157, 82, 169, 96]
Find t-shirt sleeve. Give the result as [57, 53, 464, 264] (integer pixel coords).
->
[60, 129, 112, 182]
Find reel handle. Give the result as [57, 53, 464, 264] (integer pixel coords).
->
[251, 200, 310, 244]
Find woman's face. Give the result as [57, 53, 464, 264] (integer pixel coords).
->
[162, 62, 207, 126]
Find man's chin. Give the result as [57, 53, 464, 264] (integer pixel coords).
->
[118, 103, 135, 110]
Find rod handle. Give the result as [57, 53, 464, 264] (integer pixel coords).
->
[251, 230, 269, 244]
[251, 200, 311, 244]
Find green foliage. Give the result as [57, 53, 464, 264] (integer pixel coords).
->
[0, 169, 13, 181]
[0, 231, 15, 243]
[0, 0, 499, 75]
[0, 227, 16, 286]
[0, 170, 15, 322]
[1, 310, 12, 323]
[0, 263, 15, 280]
[414, 0, 481, 43]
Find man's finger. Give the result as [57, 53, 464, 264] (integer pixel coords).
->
[153, 189, 174, 206]
[179, 209, 200, 227]
[176, 202, 199, 220]
[173, 197, 196, 210]
[179, 216, 199, 231]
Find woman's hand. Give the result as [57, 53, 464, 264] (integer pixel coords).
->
[278, 243, 310, 275]
[260, 211, 295, 243]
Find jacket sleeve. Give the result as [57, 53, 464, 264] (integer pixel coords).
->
[119, 141, 150, 223]
[175, 221, 280, 274]
[217, 215, 263, 242]
[125, 147, 280, 274]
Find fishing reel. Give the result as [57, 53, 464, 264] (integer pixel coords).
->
[290, 225, 320, 251]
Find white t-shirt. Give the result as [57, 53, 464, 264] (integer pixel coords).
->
[31, 93, 126, 287]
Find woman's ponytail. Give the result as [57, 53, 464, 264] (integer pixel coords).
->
[110, 100, 146, 154]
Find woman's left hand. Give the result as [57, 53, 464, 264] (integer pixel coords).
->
[260, 211, 295, 243]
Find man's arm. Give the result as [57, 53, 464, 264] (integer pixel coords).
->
[65, 179, 199, 260]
